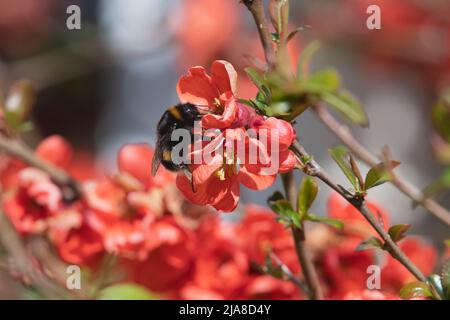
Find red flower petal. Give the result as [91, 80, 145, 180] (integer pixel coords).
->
[238, 166, 276, 190]
[211, 60, 237, 98]
[177, 66, 217, 106]
[278, 151, 297, 173]
[213, 178, 240, 212]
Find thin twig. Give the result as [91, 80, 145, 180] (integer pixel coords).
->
[242, 0, 276, 68]
[0, 135, 81, 201]
[242, 0, 324, 299]
[291, 140, 443, 299]
[313, 103, 450, 227]
[269, 252, 309, 294]
[282, 172, 324, 300]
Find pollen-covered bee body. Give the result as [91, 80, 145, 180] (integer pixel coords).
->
[152, 103, 200, 176]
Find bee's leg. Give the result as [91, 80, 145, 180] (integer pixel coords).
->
[181, 167, 196, 193]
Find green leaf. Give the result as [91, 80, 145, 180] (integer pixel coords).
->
[287, 25, 310, 42]
[400, 281, 433, 300]
[432, 94, 450, 142]
[349, 154, 364, 190]
[97, 283, 159, 300]
[322, 91, 369, 126]
[420, 168, 450, 201]
[263, 255, 283, 279]
[270, 102, 291, 117]
[238, 99, 254, 107]
[4, 79, 36, 125]
[297, 40, 321, 80]
[355, 237, 383, 251]
[245, 67, 268, 97]
[306, 213, 344, 229]
[329, 146, 359, 191]
[388, 224, 410, 242]
[268, 192, 301, 228]
[302, 68, 341, 94]
[297, 177, 318, 215]
[269, 0, 289, 38]
[267, 192, 296, 217]
[364, 161, 401, 190]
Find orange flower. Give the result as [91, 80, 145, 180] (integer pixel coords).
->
[321, 237, 375, 299]
[49, 208, 104, 267]
[238, 205, 298, 274]
[177, 128, 281, 212]
[3, 168, 63, 235]
[176, 112, 296, 212]
[117, 143, 175, 189]
[178, 217, 249, 299]
[123, 216, 197, 294]
[177, 60, 238, 129]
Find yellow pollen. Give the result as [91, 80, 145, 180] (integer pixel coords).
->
[215, 167, 226, 181]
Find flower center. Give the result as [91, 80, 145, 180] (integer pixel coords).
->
[214, 151, 239, 181]
[212, 98, 224, 114]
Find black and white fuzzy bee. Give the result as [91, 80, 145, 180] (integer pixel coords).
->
[152, 103, 204, 190]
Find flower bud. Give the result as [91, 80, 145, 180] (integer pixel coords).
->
[36, 135, 73, 169]
[5, 80, 36, 125]
[118, 144, 153, 184]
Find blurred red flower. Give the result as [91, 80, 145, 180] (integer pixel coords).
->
[321, 237, 375, 299]
[3, 168, 63, 235]
[381, 237, 437, 291]
[328, 192, 390, 237]
[172, 0, 241, 68]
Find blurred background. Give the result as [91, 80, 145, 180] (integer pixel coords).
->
[0, 0, 449, 260]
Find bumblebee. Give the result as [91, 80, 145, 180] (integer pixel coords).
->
[152, 103, 203, 188]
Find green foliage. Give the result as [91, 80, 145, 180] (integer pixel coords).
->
[297, 176, 318, 217]
[269, 0, 289, 40]
[297, 41, 321, 80]
[387, 224, 410, 243]
[306, 213, 343, 230]
[242, 40, 369, 126]
[97, 283, 159, 300]
[329, 146, 361, 191]
[262, 255, 284, 279]
[420, 168, 450, 202]
[355, 237, 383, 251]
[1, 80, 36, 132]
[432, 91, 450, 142]
[400, 281, 433, 300]
[364, 161, 400, 190]
[322, 91, 368, 126]
[268, 191, 301, 228]
[329, 146, 401, 195]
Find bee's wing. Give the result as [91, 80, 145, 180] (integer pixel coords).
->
[152, 134, 166, 176]
[151, 152, 161, 176]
